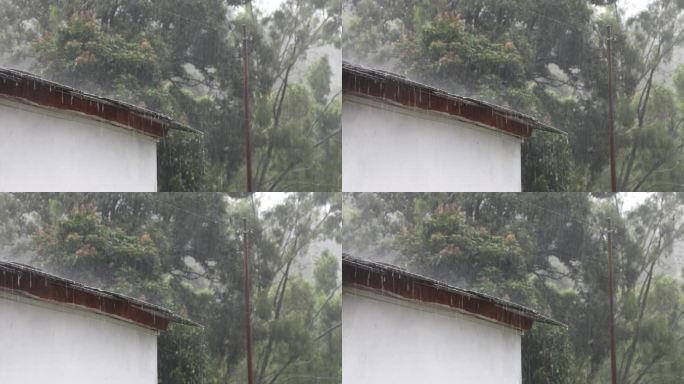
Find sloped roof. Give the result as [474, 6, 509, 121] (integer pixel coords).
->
[342, 62, 565, 138]
[0, 67, 199, 139]
[342, 254, 565, 331]
[0, 261, 199, 332]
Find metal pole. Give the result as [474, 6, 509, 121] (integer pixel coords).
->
[608, 218, 618, 384]
[243, 218, 254, 384]
[607, 26, 617, 192]
[242, 25, 253, 192]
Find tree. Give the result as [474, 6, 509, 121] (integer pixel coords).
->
[306, 56, 333, 104]
[33, 204, 166, 298]
[248, 192, 341, 384]
[249, 0, 342, 191]
[396, 203, 528, 294]
[613, 193, 684, 383]
[616, 1, 684, 191]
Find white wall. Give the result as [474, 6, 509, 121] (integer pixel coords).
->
[0, 292, 158, 384]
[342, 96, 522, 192]
[343, 288, 522, 384]
[0, 98, 158, 192]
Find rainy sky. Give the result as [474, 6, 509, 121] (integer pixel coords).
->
[255, 0, 286, 15]
[620, 0, 649, 17]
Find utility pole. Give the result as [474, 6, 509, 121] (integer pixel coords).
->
[607, 26, 617, 192]
[242, 25, 253, 192]
[243, 218, 254, 384]
[607, 218, 618, 384]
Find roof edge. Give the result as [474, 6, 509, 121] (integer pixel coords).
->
[342, 254, 566, 330]
[0, 261, 200, 331]
[342, 61, 566, 137]
[0, 68, 201, 138]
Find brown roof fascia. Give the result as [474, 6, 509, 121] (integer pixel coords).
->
[0, 68, 199, 139]
[0, 262, 199, 332]
[342, 62, 566, 138]
[342, 255, 566, 332]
